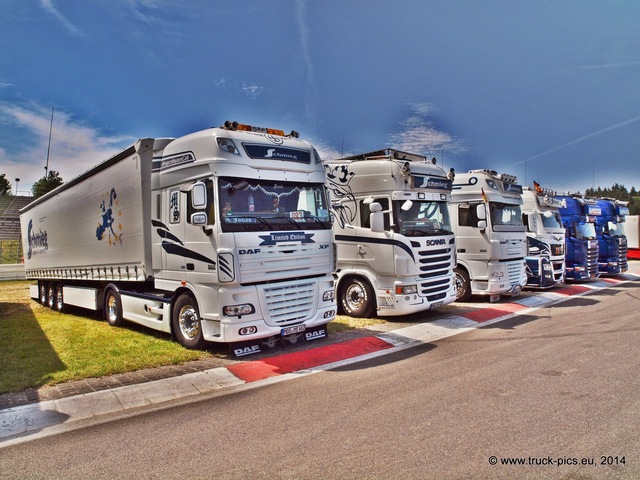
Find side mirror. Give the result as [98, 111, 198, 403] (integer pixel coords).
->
[369, 202, 385, 233]
[191, 212, 208, 225]
[476, 203, 487, 220]
[191, 182, 207, 209]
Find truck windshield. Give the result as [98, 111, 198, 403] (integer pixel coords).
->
[219, 177, 331, 232]
[575, 222, 596, 239]
[489, 202, 525, 232]
[395, 200, 452, 237]
[541, 211, 563, 229]
[607, 221, 625, 237]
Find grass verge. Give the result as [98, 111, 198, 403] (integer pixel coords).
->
[0, 281, 384, 394]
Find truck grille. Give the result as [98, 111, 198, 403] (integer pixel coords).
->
[552, 260, 565, 281]
[618, 237, 628, 271]
[239, 242, 330, 284]
[262, 281, 315, 327]
[411, 240, 455, 299]
[506, 260, 525, 286]
[587, 240, 599, 277]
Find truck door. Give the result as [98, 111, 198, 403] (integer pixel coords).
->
[160, 187, 187, 280]
[358, 197, 395, 276]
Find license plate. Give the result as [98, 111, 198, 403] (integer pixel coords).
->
[281, 324, 306, 336]
[431, 301, 444, 309]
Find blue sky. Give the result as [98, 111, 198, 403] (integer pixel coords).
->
[1, 0, 639, 196]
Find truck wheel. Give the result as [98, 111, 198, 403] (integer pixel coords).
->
[55, 284, 65, 312]
[340, 277, 375, 318]
[453, 267, 472, 302]
[104, 288, 124, 327]
[172, 293, 205, 349]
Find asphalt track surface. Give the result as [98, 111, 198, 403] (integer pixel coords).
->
[1, 270, 639, 447]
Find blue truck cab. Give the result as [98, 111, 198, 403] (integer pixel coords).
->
[555, 195, 600, 281]
[593, 198, 629, 274]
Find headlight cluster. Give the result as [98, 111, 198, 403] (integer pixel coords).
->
[223, 304, 255, 317]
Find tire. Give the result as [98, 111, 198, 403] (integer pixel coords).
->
[172, 293, 205, 349]
[104, 288, 124, 327]
[39, 282, 47, 305]
[340, 277, 375, 318]
[453, 267, 472, 302]
[47, 284, 56, 309]
[54, 284, 65, 312]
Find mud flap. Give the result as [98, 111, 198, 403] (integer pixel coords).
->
[303, 324, 329, 342]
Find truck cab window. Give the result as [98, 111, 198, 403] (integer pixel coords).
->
[458, 202, 480, 227]
[219, 177, 331, 232]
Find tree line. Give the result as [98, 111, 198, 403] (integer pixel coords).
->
[0, 171, 64, 198]
[584, 183, 640, 215]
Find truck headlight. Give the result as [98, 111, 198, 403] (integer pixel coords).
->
[323, 290, 335, 302]
[395, 285, 417, 295]
[223, 304, 255, 317]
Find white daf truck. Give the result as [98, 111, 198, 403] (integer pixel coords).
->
[521, 184, 566, 288]
[448, 169, 527, 301]
[21, 121, 336, 355]
[325, 149, 456, 317]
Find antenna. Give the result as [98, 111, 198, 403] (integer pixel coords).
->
[45, 105, 54, 177]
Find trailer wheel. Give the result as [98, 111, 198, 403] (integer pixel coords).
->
[340, 277, 375, 318]
[172, 293, 205, 349]
[47, 284, 56, 309]
[39, 282, 47, 305]
[453, 267, 472, 302]
[104, 288, 124, 327]
[55, 284, 65, 312]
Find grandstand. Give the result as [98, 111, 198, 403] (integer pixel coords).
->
[0, 196, 33, 264]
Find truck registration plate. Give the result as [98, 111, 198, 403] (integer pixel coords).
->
[432, 301, 444, 309]
[281, 325, 306, 336]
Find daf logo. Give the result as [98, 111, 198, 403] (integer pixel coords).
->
[425, 239, 446, 246]
[234, 345, 261, 356]
[239, 248, 261, 255]
[305, 329, 327, 341]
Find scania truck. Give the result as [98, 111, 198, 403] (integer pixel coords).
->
[325, 149, 456, 317]
[593, 198, 629, 274]
[521, 183, 566, 288]
[448, 169, 527, 302]
[21, 121, 336, 355]
[555, 195, 600, 281]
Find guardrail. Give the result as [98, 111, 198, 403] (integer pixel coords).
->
[0, 264, 26, 281]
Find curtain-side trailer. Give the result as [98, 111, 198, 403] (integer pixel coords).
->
[21, 122, 336, 355]
[325, 149, 456, 317]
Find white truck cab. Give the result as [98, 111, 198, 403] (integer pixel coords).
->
[325, 149, 456, 317]
[448, 169, 527, 302]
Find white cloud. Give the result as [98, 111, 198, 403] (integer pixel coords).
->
[0, 104, 134, 195]
[39, 0, 82, 36]
[516, 114, 640, 167]
[388, 103, 466, 161]
[241, 83, 263, 99]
